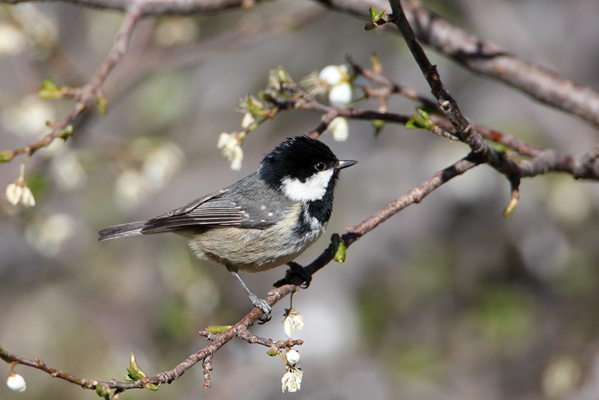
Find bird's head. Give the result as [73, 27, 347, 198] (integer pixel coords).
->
[259, 136, 357, 202]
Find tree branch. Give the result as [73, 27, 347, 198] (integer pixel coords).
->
[318, 0, 599, 128]
[1, 1, 143, 163]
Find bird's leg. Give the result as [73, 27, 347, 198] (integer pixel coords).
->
[227, 266, 272, 323]
[273, 261, 312, 289]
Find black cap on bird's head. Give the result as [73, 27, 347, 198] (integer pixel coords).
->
[259, 136, 357, 202]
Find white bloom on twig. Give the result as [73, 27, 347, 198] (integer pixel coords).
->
[285, 349, 301, 366]
[5, 183, 23, 206]
[329, 82, 353, 107]
[20, 186, 36, 207]
[327, 117, 349, 141]
[319, 64, 350, 86]
[281, 366, 303, 393]
[6, 372, 26, 393]
[283, 308, 304, 337]
[241, 113, 255, 130]
[5, 181, 35, 207]
[217, 132, 244, 171]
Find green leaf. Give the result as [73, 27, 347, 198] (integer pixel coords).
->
[369, 7, 378, 20]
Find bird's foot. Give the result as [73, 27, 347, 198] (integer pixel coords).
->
[273, 261, 312, 289]
[249, 293, 272, 324]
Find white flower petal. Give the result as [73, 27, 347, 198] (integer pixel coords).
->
[328, 117, 349, 141]
[241, 113, 255, 129]
[319, 65, 344, 86]
[7, 373, 26, 393]
[283, 309, 304, 337]
[286, 349, 301, 366]
[20, 186, 36, 207]
[281, 367, 303, 393]
[5, 183, 23, 206]
[329, 82, 353, 107]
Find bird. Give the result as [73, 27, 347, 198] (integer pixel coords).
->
[98, 136, 356, 320]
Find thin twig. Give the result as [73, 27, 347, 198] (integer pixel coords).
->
[1, 2, 143, 162]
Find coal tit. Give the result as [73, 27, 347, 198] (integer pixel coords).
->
[98, 136, 356, 319]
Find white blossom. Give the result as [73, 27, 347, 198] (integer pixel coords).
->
[142, 142, 184, 191]
[6, 372, 26, 393]
[328, 82, 353, 107]
[114, 169, 146, 211]
[319, 65, 350, 86]
[241, 113, 255, 130]
[281, 367, 303, 393]
[1, 95, 55, 139]
[20, 186, 36, 207]
[327, 117, 349, 141]
[50, 152, 86, 191]
[5, 181, 35, 207]
[217, 132, 244, 171]
[5, 183, 23, 206]
[285, 349, 301, 366]
[26, 213, 75, 257]
[0, 23, 27, 55]
[283, 308, 304, 337]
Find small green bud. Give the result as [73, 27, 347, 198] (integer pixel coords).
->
[0, 150, 14, 163]
[405, 108, 433, 130]
[205, 325, 232, 334]
[503, 196, 519, 218]
[126, 353, 147, 381]
[372, 119, 385, 137]
[97, 96, 108, 116]
[267, 348, 279, 357]
[57, 125, 74, 140]
[331, 234, 346, 263]
[38, 78, 65, 99]
[276, 66, 292, 84]
[365, 22, 378, 31]
[95, 384, 110, 397]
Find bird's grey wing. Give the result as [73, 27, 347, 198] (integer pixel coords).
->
[141, 187, 282, 234]
[99, 177, 287, 241]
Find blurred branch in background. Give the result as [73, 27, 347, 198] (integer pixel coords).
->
[1, 0, 599, 399]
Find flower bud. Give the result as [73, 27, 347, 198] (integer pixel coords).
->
[286, 349, 300, 366]
[7, 372, 26, 393]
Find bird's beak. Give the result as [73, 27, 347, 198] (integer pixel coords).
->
[335, 160, 358, 170]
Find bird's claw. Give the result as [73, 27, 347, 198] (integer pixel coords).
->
[273, 261, 312, 288]
[250, 294, 272, 324]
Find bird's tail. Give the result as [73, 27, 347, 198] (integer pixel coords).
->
[98, 221, 146, 241]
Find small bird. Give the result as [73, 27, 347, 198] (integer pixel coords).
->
[98, 136, 356, 319]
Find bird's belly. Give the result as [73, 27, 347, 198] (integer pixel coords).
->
[187, 224, 324, 273]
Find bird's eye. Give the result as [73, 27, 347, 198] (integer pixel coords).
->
[315, 162, 326, 171]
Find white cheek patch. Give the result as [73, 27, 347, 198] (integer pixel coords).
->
[282, 170, 334, 202]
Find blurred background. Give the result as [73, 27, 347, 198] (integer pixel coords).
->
[1, 0, 599, 399]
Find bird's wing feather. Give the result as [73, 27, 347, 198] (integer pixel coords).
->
[141, 187, 280, 234]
